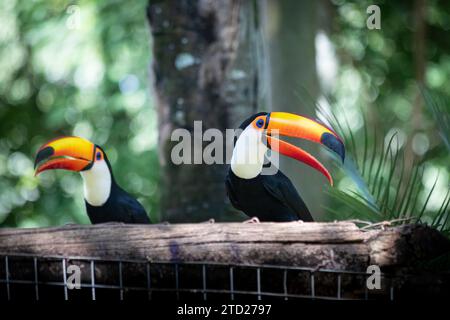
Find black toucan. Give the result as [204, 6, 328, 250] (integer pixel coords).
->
[226, 112, 345, 222]
[34, 136, 150, 224]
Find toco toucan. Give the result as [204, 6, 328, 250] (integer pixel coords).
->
[34, 136, 150, 224]
[226, 112, 345, 222]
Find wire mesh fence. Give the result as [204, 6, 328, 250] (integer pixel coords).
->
[0, 253, 400, 301]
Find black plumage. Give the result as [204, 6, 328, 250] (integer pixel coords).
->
[85, 148, 150, 224]
[85, 183, 150, 224]
[226, 113, 314, 222]
[226, 169, 313, 222]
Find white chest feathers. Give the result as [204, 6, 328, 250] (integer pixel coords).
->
[231, 125, 268, 179]
[80, 160, 112, 206]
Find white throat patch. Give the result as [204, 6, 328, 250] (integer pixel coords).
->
[230, 125, 268, 179]
[80, 160, 112, 206]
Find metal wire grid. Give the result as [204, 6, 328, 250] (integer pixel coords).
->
[0, 253, 395, 301]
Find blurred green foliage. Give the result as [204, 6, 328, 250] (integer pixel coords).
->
[0, 0, 448, 228]
[0, 0, 159, 227]
[320, 0, 449, 225]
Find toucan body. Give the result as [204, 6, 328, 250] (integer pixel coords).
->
[226, 169, 311, 221]
[34, 136, 150, 224]
[226, 112, 345, 222]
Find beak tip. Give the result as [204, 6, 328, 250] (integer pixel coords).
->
[327, 173, 334, 186]
[321, 133, 345, 164]
[34, 146, 54, 170]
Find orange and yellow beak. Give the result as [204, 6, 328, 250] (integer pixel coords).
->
[34, 136, 95, 176]
[253, 112, 345, 185]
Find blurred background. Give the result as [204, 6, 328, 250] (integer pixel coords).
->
[0, 0, 448, 228]
[0, 0, 159, 226]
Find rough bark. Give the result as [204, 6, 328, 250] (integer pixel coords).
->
[1, 222, 448, 272]
[148, 0, 262, 222]
[1, 222, 449, 300]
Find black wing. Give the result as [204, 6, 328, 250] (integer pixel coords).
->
[117, 193, 151, 224]
[261, 171, 313, 222]
[225, 173, 243, 211]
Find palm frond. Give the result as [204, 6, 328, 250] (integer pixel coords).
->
[432, 189, 450, 230]
[315, 97, 449, 230]
[422, 87, 450, 151]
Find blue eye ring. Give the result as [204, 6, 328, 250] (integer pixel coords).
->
[256, 119, 264, 128]
[96, 152, 101, 160]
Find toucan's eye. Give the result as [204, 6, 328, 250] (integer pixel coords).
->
[256, 119, 265, 128]
[96, 152, 101, 160]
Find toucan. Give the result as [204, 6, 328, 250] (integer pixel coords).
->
[34, 136, 150, 224]
[226, 112, 345, 222]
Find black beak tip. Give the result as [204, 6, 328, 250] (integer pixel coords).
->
[34, 146, 54, 169]
[321, 133, 345, 164]
[339, 148, 345, 164]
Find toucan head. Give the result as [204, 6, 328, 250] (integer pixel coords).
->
[233, 112, 345, 185]
[34, 136, 114, 206]
[34, 136, 107, 175]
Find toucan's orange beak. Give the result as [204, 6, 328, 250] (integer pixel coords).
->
[34, 136, 95, 176]
[255, 112, 345, 185]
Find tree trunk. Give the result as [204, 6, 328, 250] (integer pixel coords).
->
[262, 0, 326, 218]
[148, 0, 263, 222]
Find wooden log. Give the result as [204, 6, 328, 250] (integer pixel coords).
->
[0, 222, 448, 272]
[0, 222, 449, 300]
